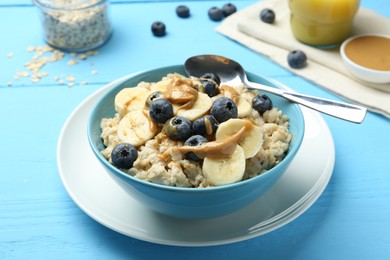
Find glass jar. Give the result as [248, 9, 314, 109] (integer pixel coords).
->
[32, 0, 112, 52]
[289, 0, 360, 48]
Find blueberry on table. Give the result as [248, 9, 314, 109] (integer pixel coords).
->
[176, 5, 190, 18]
[151, 21, 166, 37]
[200, 72, 221, 86]
[164, 116, 193, 141]
[111, 143, 138, 169]
[210, 97, 238, 123]
[287, 50, 307, 69]
[149, 98, 174, 123]
[222, 3, 237, 17]
[260, 8, 275, 24]
[184, 135, 208, 161]
[193, 115, 219, 136]
[208, 7, 224, 21]
[252, 94, 273, 115]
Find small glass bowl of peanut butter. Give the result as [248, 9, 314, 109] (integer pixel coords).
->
[340, 34, 390, 84]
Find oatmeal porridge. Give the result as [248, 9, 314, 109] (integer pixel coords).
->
[100, 73, 292, 187]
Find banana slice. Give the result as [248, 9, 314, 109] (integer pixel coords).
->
[236, 97, 252, 118]
[216, 118, 263, 158]
[150, 78, 172, 93]
[117, 110, 157, 147]
[175, 92, 212, 121]
[203, 145, 246, 186]
[114, 87, 151, 116]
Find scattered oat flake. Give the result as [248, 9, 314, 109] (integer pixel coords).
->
[33, 73, 42, 79]
[77, 54, 88, 60]
[34, 51, 44, 59]
[7, 81, 13, 86]
[12, 44, 99, 85]
[68, 82, 75, 87]
[80, 81, 88, 85]
[67, 59, 79, 66]
[89, 61, 94, 66]
[34, 72, 48, 79]
[86, 50, 99, 56]
[17, 71, 30, 77]
[66, 75, 75, 81]
[43, 45, 54, 52]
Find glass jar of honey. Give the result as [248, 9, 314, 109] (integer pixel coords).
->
[289, 0, 360, 47]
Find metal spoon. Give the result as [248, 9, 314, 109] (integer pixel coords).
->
[184, 54, 367, 123]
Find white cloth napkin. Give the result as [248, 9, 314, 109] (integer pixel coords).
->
[216, 0, 390, 118]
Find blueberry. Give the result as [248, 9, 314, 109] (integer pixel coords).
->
[149, 98, 174, 124]
[222, 3, 237, 17]
[210, 97, 238, 123]
[193, 115, 219, 136]
[208, 7, 224, 21]
[184, 135, 208, 161]
[176, 5, 190, 18]
[201, 79, 219, 97]
[164, 116, 193, 141]
[252, 94, 273, 115]
[200, 72, 221, 85]
[287, 50, 307, 69]
[260, 8, 275, 24]
[145, 91, 163, 107]
[151, 21, 166, 37]
[111, 143, 138, 169]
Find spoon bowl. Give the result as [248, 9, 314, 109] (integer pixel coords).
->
[185, 54, 367, 123]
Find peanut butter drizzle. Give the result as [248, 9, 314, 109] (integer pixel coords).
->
[176, 120, 254, 159]
[123, 96, 137, 112]
[204, 117, 214, 135]
[219, 85, 240, 104]
[142, 109, 158, 132]
[163, 78, 198, 110]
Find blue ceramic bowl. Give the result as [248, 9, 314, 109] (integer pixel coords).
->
[88, 65, 305, 219]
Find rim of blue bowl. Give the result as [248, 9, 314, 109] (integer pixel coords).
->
[87, 65, 305, 193]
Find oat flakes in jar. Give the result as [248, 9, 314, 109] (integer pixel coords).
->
[32, 0, 112, 52]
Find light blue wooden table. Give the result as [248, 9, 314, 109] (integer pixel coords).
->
[1, 0, 389, 259]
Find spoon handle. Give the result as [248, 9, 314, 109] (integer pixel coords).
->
[246, 81, 367, 123]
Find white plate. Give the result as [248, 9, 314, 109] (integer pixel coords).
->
[57, 78, 335, 247]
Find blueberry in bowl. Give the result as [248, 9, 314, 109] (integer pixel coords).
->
[183, 135, 208, 162]
[87, 65, 304, 219]
[210, 97, 238, 122]
[164, 116, 193, 141]
[192, 115, 219, 136]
